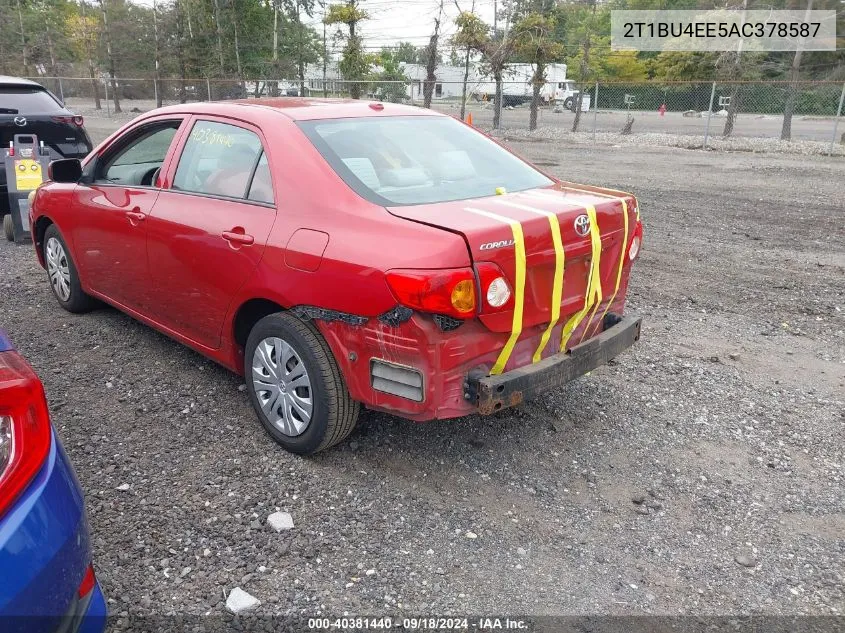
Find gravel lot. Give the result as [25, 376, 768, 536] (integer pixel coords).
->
[1, 119, 844, 628]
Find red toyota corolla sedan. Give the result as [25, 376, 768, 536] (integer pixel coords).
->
[30, 99, 643, 454]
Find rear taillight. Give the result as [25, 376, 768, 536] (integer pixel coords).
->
[386, 268, 477, 319]
[475, 262, 513, 311]
[78, 563, 96, 598]
[627, 221, 643, 261]
[0, 351, 52, 519]
[50, 115, 84, 127]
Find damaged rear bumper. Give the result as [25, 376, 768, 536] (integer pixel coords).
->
[468, 315, 642, 415]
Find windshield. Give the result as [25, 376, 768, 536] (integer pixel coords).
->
[298, 116, 552, 206]
[0, 87, 63, 114]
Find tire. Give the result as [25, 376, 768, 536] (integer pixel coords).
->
[3, 215, 13, 242]
[245, 312, 360, 455]
[563, 96, 574, 112]
[42, 224, 97, 313]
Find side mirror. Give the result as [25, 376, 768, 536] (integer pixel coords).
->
[48, 158, 82, 183]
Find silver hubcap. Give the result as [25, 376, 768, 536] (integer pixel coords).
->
[45, 237, 71, 302]
[252, 336, 313, 436]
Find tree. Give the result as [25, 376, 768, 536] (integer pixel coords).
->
[453, 10, 518, 129]
[324, 0, 370, 98]
[560, 0, 605, 132]
[513, 7, 563, 131]
[67, 3, 102, 109]
[392, 41, 419, 64]
[97, 0, 121, 112]
[422, 0, 444, 108]
[781, 0, 814, 140]
[374, 50, 408, 102]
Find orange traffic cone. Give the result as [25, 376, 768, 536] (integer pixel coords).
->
[466, 112, 473, 126]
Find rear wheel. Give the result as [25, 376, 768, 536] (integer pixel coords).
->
[3, 215, 13, 242]
[245, 312, 359, 455]
[43, 224, 97, 313]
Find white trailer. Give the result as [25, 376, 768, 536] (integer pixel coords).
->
[469, 63, 589, 111]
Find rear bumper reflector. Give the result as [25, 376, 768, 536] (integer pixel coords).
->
[468, 315, 642, 415]
[370, 359, 424, 402]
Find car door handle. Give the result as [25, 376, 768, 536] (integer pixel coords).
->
[125, 211, 146, 222]
[222, 230, 254, 245]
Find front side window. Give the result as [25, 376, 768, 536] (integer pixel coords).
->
[298, 116, 551, 206]
[173, 120, 265, 200]
[99, 122, 180, 186]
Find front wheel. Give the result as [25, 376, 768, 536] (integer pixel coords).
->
[245, 312, 360, 455]
[563, 96, 574, 112]
[3, 215, 13, 242]
[43, 224, 97, 313]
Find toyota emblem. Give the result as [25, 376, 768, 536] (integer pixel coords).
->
[13, 116, 27, 127]
[573, 214, 591, 237]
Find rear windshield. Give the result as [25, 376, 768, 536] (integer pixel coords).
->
[0, 87, 63, 114]
[298, 116, 552, 206]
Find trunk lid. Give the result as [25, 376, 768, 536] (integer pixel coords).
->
[0, 114, 90, 160]
[387, 184, 638, 334]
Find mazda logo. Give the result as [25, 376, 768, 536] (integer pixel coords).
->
[13, 116, 27, 127]
[573, 214, 591, 237]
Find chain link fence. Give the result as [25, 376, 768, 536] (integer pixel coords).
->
[26, 76, 845, 155]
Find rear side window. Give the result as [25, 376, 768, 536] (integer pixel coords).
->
[173, 120, 270, 202]
[247, 152, 274, 204]
[0, 87, 63, 114]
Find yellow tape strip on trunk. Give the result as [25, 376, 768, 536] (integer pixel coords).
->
[465, 206, 526, 375]
[493, 198, 565, 363]
[559, 205, 602, 352]
[530, 187, 636, 342]
[585, 198, 629, 340]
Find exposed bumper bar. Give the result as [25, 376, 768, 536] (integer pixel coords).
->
[470, 315, 642, 415]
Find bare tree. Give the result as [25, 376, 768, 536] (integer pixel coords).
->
[571, 0, 596, 133]
[98, 0, 121, 113]
[16, 0, 29, 76]
[423, 0, 445, 108]
[153, 0, 162, 107]
[78, 1, 102, 110]
[453, 10, 518, 129]
[781, 0, 814, 140]
[174, 0, 188, 103]
[231, 0, 244, 82]
[211, 0, 226, 81]
[453, 0, 476, 120]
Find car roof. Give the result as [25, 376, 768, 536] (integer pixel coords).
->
[148, 98, 446, 122]
[0, 75, 44, 89]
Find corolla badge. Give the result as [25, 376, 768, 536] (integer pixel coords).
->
[574, 214, 591, 237]
[480, 239, 515, 251]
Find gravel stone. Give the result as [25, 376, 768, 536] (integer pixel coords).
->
[735, 555, 758, 568]
[225, 587, 260, 614]
[266, 511, 294, 532]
